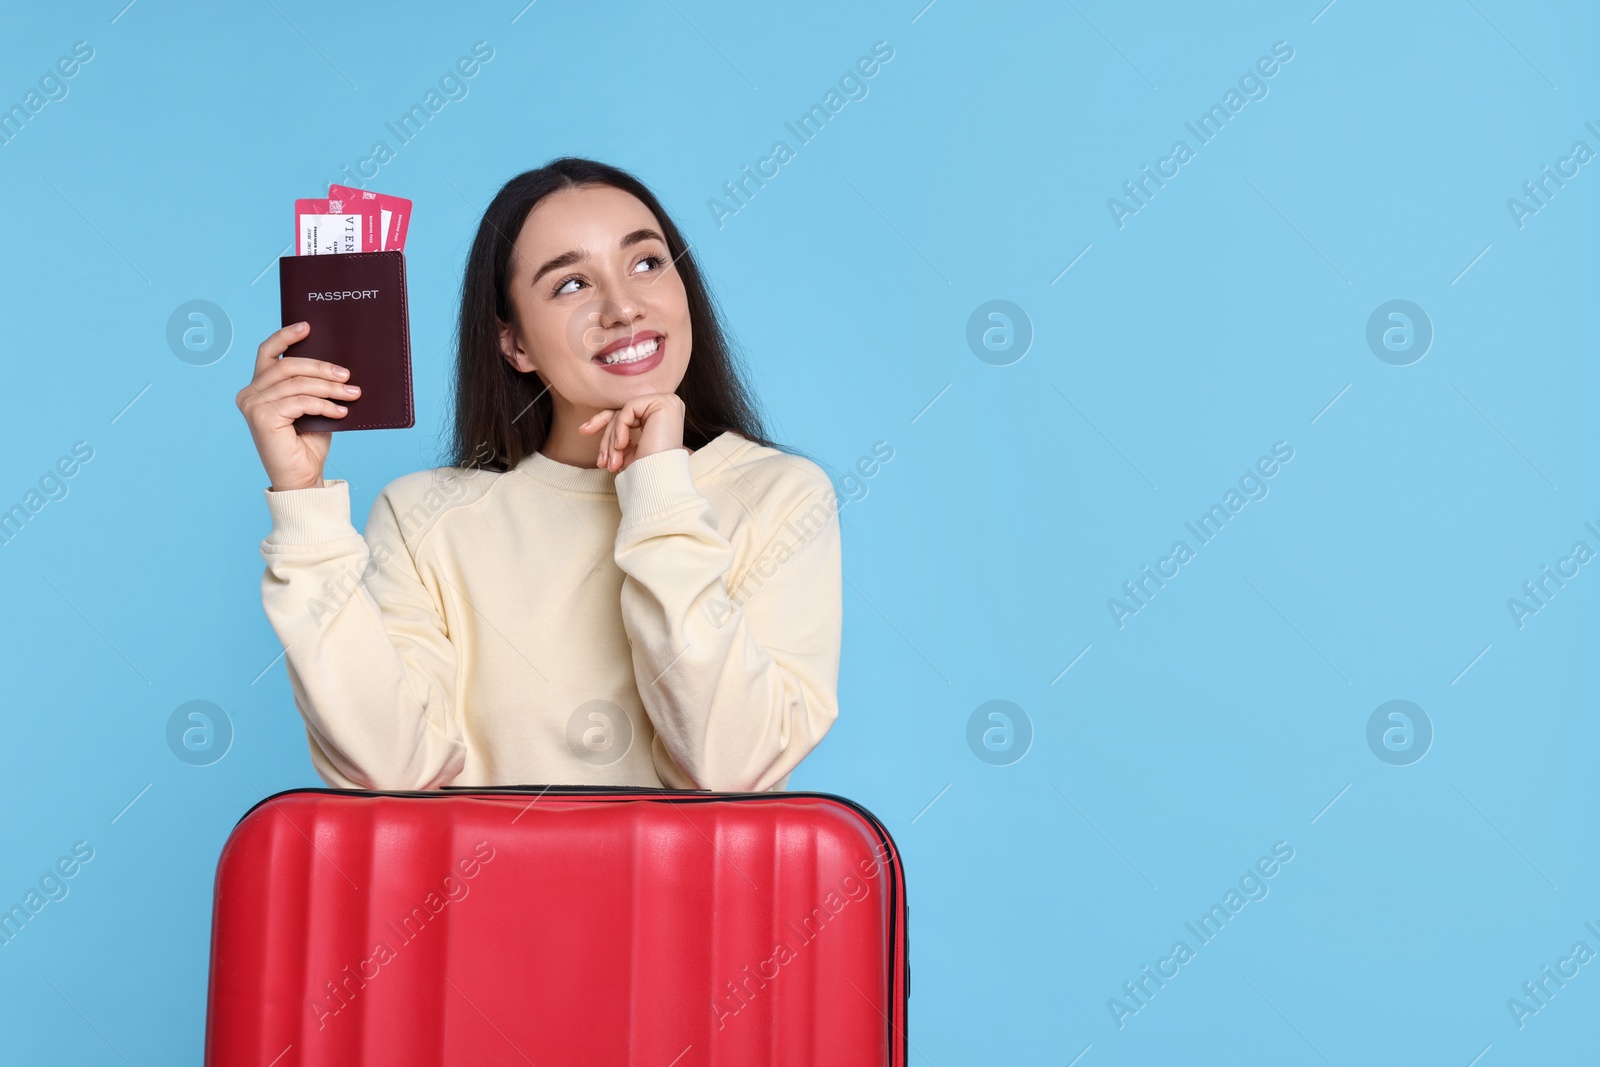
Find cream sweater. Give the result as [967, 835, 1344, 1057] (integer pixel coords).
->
[258, 431, 842, 792]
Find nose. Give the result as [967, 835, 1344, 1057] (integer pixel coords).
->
[577, 300, 640, 354]
[596, 288, 642, 330]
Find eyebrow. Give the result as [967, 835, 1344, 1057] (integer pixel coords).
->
[529, 227, 666, 287]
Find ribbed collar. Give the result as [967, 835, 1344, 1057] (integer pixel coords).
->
[514, 430, 745, 494]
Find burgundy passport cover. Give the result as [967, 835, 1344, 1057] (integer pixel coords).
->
[278, 250, 414, 432]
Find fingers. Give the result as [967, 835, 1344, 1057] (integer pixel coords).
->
[260, 357, 350, 395]
[245, 385, 348, 424]
[274, 355, 351, 382]
[599, 416, 626, 472]
[276, 395, 350, 421]
[254, 323, 351, 386]
[578, 409, 615, 435]
[239, 373, 358, 417]
[254, 321, 310, 374]
[614, 411, 650, 471]
[600, 402, 643, 471]
[583, 394, 682, 471]
[238, 372, 357, 428]
[255, 374, 359, 403]
[591, 395, 685, 471]
[583, 408, 622, 470]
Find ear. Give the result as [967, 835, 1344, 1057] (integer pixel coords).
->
[497, 316, 535, 373]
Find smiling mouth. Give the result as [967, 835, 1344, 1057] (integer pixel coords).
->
[593, 336, 661, 366]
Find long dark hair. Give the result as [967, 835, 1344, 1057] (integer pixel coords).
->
[446, 158, 780, 472]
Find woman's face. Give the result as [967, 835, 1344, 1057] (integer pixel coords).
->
[498, 184, 692, 418]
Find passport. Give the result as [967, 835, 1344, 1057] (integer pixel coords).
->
[278, 250, 414, 433]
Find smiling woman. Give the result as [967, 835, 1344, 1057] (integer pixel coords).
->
[238, 158, 844, 793]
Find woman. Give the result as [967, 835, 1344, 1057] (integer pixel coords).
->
[236, 158, 843, 793]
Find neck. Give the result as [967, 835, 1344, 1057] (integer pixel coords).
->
[538, 400, 604, 469]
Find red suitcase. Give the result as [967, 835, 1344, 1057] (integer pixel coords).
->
[203, 785, 909, 1065]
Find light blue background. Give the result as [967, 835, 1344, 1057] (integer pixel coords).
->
[1, 0, 1595, 1062]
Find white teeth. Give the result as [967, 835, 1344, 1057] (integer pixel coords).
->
[597, 337, 659, 365]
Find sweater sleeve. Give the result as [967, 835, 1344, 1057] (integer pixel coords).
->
[258, 478, 467, 791]
[612, 448, 842, 792]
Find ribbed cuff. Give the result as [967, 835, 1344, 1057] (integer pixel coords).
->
[263, 479, 362, 546]
[615, 448, 700, 525]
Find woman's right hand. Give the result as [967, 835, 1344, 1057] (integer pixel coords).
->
[236, 321, 359, 492]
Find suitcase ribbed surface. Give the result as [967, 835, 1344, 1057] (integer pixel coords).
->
[204, 788, 907, 1065]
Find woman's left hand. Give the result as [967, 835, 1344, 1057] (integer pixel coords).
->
[580, 392, 687, 473]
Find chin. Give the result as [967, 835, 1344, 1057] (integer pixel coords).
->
[617, 365, 686, 392]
